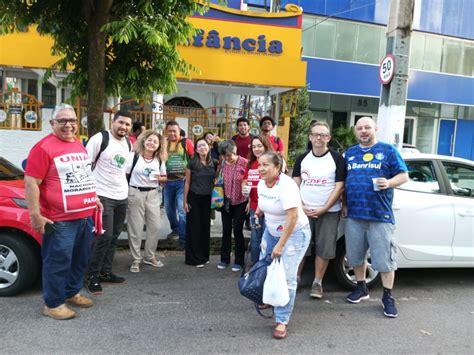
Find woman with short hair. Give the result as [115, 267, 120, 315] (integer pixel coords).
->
[255, 152, 310, 339]
[217, 140, 248, 272]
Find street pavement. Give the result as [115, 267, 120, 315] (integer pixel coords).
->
[1, 211, 473, 353]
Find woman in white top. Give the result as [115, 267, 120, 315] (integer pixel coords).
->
[255, 152, 310, 339]
[126, 130, 167, 273]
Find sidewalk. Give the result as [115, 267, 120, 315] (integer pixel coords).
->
[118, 207, 251, 252]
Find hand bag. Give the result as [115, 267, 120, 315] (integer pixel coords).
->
[238, 254, 272, 306]
[211, 164, 224, 210]
[262, 257, 290, 307]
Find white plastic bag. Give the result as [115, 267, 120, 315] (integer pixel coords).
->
[262, 258, 290, 307]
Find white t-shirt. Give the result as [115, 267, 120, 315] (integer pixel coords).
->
[292, 149, 346, 211]
[127, 154, 166, 188]
[257, 173, 308, 237]
[86, 131, 130, 200]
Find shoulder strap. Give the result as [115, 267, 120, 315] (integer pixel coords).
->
[181, 138, 187, 150]
[127, 153, 140, 184]
[90, 131, 109, 171]
[125, 135, 132, 151]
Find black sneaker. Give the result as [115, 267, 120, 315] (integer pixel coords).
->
[382, 294, 398, 318]
[166, 231, 179, 240]
[99, 272, 127, 284]
[346, 284, 370, 303]
[86, 273, 103, 295]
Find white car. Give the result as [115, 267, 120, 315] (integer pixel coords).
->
[333, 153, 474, 289]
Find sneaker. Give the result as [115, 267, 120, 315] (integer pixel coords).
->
[99, 272, 127, 284]
[177, 243, 185, 251]
[196, 264, 205, 268]
[310, 282, 323, 299]
[382, 295, 398, 318]
[66, 294, 94, 308]
[346, 284, 370, 303]
[130, 261, 140, 273]
[85, 273, 102, 295]
[217, 262, 230, 270]
[231, 264, 243, 272]
[43, 304, 76, 320]
[143, 257, 164, 268]
[166, 231, 179, 240]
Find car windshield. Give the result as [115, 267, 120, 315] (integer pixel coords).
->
[0, 157, 24, 180]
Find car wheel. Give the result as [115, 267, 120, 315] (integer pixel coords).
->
[333, 242, 381, 290]
[0, 233, 40, 297]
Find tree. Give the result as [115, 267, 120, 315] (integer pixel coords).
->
[0, 0, 206, 136]
[287, 87, 313, 167]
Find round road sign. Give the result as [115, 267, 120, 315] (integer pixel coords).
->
[379, 54, 395, 85]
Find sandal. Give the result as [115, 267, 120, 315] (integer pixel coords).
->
[257, 304, 272, 310]
[273, 323, 287, 339]
[130, 261, 140, 273]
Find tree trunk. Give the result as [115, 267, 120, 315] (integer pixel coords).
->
[83, 0, 113, 137]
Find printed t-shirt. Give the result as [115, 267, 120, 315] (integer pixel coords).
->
[166, 138, 194, 181]
[25, 134, 97, 221]
[257, 173, 308, 237]
[244, 159, 260, 210]
[127, 154, 166, 188]
[86, 130, 130, 200]
[292, 149, 346, 211]
[234, 135, 251, 159]
[345, 142, 407, 224]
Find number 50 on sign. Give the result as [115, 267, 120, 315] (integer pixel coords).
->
[379, 54, 395, 85]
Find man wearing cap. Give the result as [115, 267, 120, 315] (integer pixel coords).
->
[259, 116, 284, 153]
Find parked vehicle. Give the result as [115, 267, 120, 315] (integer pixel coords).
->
[0, 157, 42, 296]
[333, 153, 474, 289]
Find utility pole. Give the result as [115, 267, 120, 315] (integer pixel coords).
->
[377, 0, 414, 149]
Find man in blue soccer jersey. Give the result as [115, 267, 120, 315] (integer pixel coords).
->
[343, 117, 408, 318]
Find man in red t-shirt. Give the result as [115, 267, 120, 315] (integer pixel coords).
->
[260, 116, 284, 153]
[232, 117, 252, 159]
[25, 104, 102, 320]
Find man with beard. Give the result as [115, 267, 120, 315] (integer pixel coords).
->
[85, 111, 133, 295]
[231, 117, 252, 159]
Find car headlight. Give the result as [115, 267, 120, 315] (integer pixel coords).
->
[12, 198, 28, 209]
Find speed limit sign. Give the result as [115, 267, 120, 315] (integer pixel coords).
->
[379, 54, 395, 85]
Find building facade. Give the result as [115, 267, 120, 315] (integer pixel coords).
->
[248, 0, 474, 160]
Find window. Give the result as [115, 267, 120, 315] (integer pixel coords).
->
[461, 42, 474, 77]
[356, 25, 382, 64]
[410, 33, 425, 70]
[302, 17, 316, 56]
[335, 22, 357, 61]
[423, 36, 443, 72]
[314, 20, 336, 59]
[442, 39, 463, 75]
[442, 162, 474, 198]
[41, 82, 56, 108]
[399, 161, 440, 194]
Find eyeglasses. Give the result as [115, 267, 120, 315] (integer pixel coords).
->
[310, 133, 329, 139]
[54, 119, 77, 126]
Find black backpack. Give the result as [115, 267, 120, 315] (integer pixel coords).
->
[88, 131, 131, 171]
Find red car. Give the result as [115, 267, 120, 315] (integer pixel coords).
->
[0, 157, 42, 296]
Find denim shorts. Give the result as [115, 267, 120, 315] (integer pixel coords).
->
[345, 218, 397, 272]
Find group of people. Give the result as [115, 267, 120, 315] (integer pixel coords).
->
[25, 103, 408, 341]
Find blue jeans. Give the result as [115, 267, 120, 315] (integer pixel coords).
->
[249, 209, 266, 264]
[164, 179, 186, 244]
[42, 217, 93, 308]
[260, 224, 310, 325]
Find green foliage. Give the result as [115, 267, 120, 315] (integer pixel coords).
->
[330, 126, 357, 152]
[288, 87, 313, 167]
[0, 0, 208, 135]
